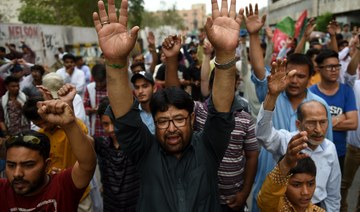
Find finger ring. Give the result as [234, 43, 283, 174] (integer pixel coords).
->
[101, 21, 110, 26]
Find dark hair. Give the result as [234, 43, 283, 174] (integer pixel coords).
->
[296, 100, 328, 121]
[4, 76, 20, 85]
[290, 157, 316, 176]
[286, 53, 314, 77]
[305, 48, 320, 59]
[62, 53, 76, 62]
[97, 97, 110, 117]
[0, 46, 5, 53]
[336, 33, 343, 42]
[5, 130, 51, 160]
[315, 49, 338, 65]
[338, 40, 349, 48]
[130, 62, 146, 72]
[91, 64, 106, 81]
[23, 97, 44, 121]
[74, 56, 83, 62]
[30, 65, 45, 75]
[150, 87, 194, 117]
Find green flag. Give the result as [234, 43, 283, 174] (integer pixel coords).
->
[276, 16, 295, 37]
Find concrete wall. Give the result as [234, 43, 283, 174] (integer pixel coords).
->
[0, 24, 99, 66]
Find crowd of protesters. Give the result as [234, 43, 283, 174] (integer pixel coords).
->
[0, 0, 360, 211]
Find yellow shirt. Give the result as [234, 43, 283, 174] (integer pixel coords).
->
[39, 119, 90, 200]
[39, 119, 88, 170]
[257, 165, 325, 212]
[308, 72, 321, 87]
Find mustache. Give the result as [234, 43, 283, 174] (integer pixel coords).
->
[310, 133, 324, 137]
[12, 178, 28, 184]
[165, 131, 181, 138]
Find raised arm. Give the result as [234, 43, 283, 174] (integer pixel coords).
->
[37, 100, 96, 189]
[205, 0, 244, 112]
[263, 59, 296, 111]
[162, 35, 182, 88]
[346, 37, 360, 76]
[93, 0, 139, 118]
[147, 31, 158, 74]
[200, 40, 214, 97]
[264, 27, 274, 67]
[294, 18, 315, 54]
[245, 4, 267, 80]
[257, 131, 309, 211]
[327, 20, 339, 52]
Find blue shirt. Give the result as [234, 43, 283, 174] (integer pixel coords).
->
[138, 104, 155, 135]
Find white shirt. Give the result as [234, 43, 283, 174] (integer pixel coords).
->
[347, 80, 360, 148]
[256, 104, 341, 212]
[56, 67, 85, 96]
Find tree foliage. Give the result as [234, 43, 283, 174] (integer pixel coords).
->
[17, 0, 184, 29]
[141, 6, 185, 29]
[18, 0, 143, 27]
[128, 0, 144, 27]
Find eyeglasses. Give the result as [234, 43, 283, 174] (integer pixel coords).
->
[318, 64, 341, 71]
[6, 135, 41, 145]
[303, 119, 328, 130]
[155, 115, 190, 129]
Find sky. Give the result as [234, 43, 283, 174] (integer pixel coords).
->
[143, 0, 268, 14]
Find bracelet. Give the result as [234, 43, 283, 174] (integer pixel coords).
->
[214, 57, 237, 70]
[105, 61, 127, 69]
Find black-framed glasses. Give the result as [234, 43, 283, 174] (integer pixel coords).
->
[318, 64, 341, 71]
[6, 135, 41, 145]
[303, 119, 328, 130]
[155, 115, 190, 129]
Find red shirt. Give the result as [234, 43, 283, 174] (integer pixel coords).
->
[0, 168, 86, 211]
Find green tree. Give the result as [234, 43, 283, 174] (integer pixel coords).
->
[19, 0, 105, 26]
[141, 5, 185, 29]
[141, 11, 161, 28]
[128, 0, 144, 27]
[316, 12, 333, 32]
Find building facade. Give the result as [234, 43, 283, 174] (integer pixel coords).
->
[267, 0, 360, 27]
[177, 4, 207, 32]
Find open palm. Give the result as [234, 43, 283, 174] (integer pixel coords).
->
[207, 17, 241, 51]
[245, 4, 266, 34]
[205, 0, 244, 52]
[93, 0, 139, 60]
[267, 60, 296, 95]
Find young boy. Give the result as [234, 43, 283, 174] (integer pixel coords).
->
[94, 97, 139, 212]
[257, 132, 325, 212]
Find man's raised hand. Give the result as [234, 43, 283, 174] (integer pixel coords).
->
[267, 59, 296, 96]
[93, 0, 139, 62]
[281, 131, 309, 171]
[37, 100, 75, 127]
[244, 4, 266, 35]
[162, 35, 182, 59]
[205, 0, 244, 55]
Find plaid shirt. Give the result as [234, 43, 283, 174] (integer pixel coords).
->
[83, 86, 107, 137]
[193, 99, 258, 204]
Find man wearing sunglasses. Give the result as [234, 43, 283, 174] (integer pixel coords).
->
[309, 49, 358, 173]
[0, 99, 96, 211]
